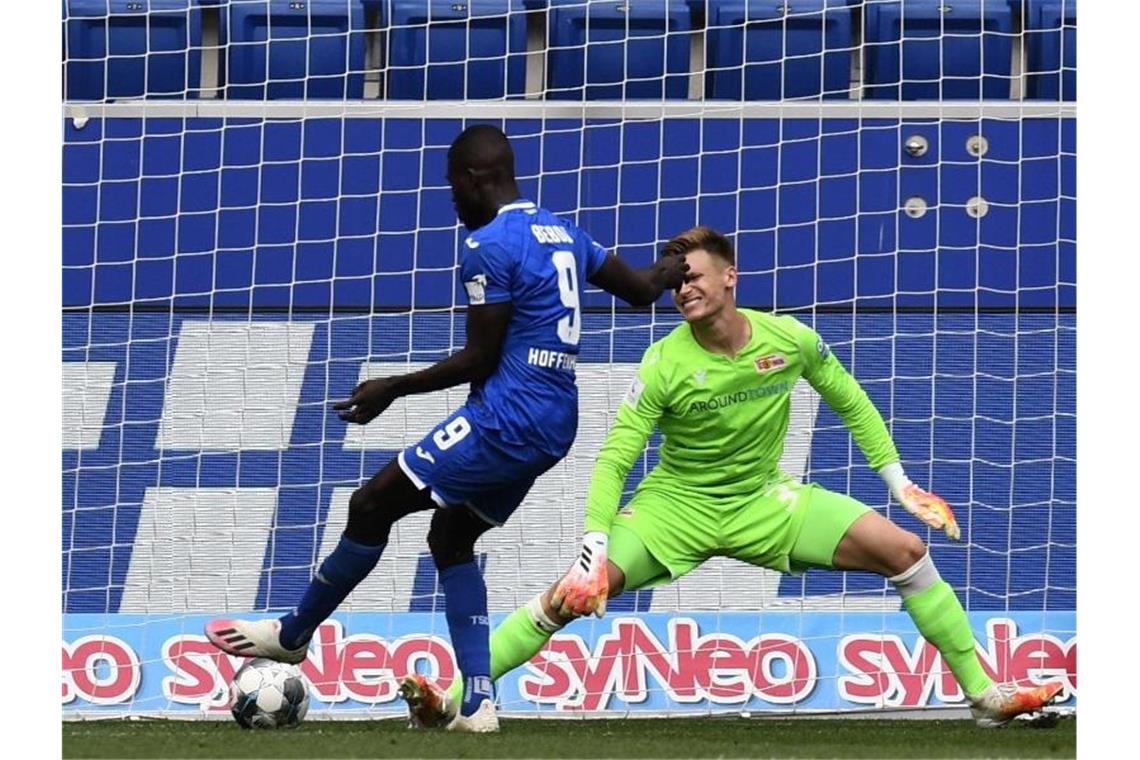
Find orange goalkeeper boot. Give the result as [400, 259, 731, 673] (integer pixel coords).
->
[970, 681, 1065, 727]
[399, 674, 457, 729]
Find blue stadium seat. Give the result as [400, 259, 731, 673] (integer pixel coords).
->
[547, 0, 692, 100]
[65, 0, 202, 100]
[387, 1, 527, 99]
[705, 0, 852, 100]
[864, 0, 1014, 100]
[223, 0, 366, 99]
[1024, 0, 1076, 100]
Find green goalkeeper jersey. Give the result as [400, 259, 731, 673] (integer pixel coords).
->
[584, 308, 901, 534]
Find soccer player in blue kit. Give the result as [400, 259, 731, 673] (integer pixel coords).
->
[205, 125, 688, 732]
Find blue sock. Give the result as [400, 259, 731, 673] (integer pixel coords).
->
[278, 534, 385, 650]
[439, 561, 492, 717]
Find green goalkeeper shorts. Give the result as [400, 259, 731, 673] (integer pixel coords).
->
[608, 478, 871, 586]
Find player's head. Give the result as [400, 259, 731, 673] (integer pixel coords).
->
[447, 124, 519, 231]
[662, 226, 737, 324]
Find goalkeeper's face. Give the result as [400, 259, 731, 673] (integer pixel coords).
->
[672, 249, 737, 324]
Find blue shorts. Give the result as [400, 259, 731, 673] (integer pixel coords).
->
[397, 405, 562, 526]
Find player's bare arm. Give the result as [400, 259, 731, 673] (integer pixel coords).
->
[333, 301, 513, 425]
[588, 249, 689, 306]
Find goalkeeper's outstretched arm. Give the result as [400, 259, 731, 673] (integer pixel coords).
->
[796, 322, 960, 540]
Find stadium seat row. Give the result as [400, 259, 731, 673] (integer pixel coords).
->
[63, 0, 1076, 102]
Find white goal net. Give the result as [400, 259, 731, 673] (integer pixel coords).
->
[62, 0, 1075, 718]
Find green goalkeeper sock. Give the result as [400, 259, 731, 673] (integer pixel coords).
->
[900, 574, 993, 700]
[447, 598, 560, 706]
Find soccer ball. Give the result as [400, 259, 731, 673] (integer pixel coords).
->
[229, 658, 310, 729]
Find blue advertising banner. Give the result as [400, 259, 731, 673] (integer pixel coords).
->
[63, 611, 1075, 717]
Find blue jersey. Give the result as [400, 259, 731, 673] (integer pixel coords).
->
[458, 199, 609, 457]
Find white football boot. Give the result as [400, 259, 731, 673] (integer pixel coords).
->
[445, 699, 499, 733]
[204, 618, 308, 664]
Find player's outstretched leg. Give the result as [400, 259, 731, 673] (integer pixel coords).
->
[206, 459, 434, 661]
[401, 596, 558, 728]
[402, 531, 652, 727]
[427, 506, 500, 730]
[401, 593, 569, 729]
[830, 509, 1065, 726]
[402, 585, 590, 728]
[406, 557, 632, 726]
[442, 594, 568, 717]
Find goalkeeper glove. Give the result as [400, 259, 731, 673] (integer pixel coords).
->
[551, 532, 610, 619]
[879, 463, 961, 541]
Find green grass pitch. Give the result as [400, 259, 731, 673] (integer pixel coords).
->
[63, 716, 1075, 759]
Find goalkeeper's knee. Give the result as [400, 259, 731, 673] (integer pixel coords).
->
[888, 550, 940, 598]
[874, 528, 928, 578]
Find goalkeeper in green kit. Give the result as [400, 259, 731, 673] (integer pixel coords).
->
[401, 226, 1063, 727]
